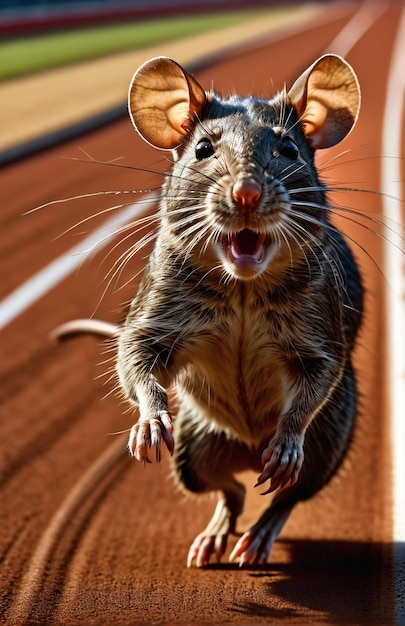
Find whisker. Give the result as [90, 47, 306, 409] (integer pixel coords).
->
[292, 199, 405, 252]
[290, 182, 403, 207]
[25, 190, 156, 215]
[288, 205, 395, 288]
[279, 217, 324, 274]
[103, 231, 157, 286]
[54, 200, 155, 240]
[64, 150, 220, 194]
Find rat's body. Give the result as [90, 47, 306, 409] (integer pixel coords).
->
[57, 55, 363, 566]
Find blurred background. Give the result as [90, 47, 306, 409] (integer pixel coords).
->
[0, 0, 323, 163]
[0, 0, 313, 35]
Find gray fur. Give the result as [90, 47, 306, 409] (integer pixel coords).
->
[117, 91, 363, 566]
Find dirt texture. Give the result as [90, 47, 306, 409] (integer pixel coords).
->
[0, 2, 402, 624]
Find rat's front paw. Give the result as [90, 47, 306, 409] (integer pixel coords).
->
[255, 434, 304, 494]
[128, 411, 174, 463]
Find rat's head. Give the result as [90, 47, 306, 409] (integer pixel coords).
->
[128, 55, 360, 281]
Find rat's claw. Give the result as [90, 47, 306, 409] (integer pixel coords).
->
[255, 434, 304, 493]
[160, 411, 175, 455]
[229, 531, 254, 565]
[229, 527, 273, 566]
[128, 411, 174, 462]
[187, 535, 213, 568]
[187, 532, 228, 568]
[128, 421, 152, 462]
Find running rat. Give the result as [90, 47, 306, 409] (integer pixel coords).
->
[56, 54, 363, 567]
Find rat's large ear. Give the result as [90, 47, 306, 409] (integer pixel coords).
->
[288, 54, 360, 149]
[128, 57, 207, 150]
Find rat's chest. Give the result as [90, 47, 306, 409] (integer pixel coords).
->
[177, 307, 299, 443]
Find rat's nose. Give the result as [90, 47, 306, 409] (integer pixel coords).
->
[232, 177, 262, 210]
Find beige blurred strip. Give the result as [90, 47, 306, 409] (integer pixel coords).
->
[0, 6, 325, 152]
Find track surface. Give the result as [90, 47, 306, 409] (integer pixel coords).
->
[0, 2, 404, 624]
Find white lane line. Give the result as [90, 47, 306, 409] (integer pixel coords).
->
[0, 194, 157, 330]
[381, 4, 405, 623]
[326, 0, 388, 57]
[326, 0, 405, 617]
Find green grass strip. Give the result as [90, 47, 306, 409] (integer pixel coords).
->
[0, 11, 267, 81]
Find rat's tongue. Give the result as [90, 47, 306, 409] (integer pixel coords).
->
[231, 229, 266, 258]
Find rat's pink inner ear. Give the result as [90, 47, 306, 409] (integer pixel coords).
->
[288, 54, 360, 149]
[128, 57, 207, 150]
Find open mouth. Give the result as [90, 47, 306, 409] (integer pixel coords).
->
[218, 228, 276, 279]
[228, 229, 267, 261]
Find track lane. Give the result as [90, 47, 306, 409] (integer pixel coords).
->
[1, 3, 403, 624]
[381, 4, 405, 621]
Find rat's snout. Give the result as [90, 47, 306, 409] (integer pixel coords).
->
[232, 177, 262, 212]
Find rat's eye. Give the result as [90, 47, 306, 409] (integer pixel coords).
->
[279, 137, 299, 160]
[195, 138, 214, 160]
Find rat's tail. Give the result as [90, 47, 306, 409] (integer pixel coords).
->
[51, 319, 118, 341]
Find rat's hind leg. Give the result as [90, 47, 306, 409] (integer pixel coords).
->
[172, 406, 258, 567]
[230, 363, 358, 566]
[186, 488, 243, 568]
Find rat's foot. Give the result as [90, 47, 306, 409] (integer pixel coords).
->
[187, 497, 237, 567]
[128, 411, 174, 462]
[229, 527, 274, 566]
[187, 531, 229, 568]
[229, 527, 276, 567]
[229, 500, 293, 566]
[255, 434, 304, 494]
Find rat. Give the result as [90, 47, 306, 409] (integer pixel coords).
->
[55, 54, 363, 567]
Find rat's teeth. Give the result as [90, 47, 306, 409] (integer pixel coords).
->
[231, 245, 241, 259]
[253, 244, 265, 262]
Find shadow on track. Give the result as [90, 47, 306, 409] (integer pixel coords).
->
[228, 538, 397, 624]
